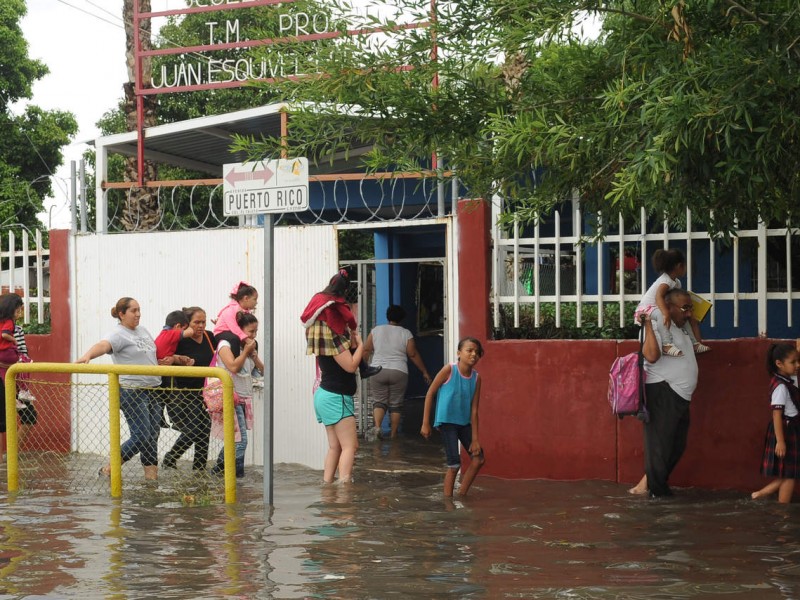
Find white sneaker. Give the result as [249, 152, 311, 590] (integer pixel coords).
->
[18, 389, 35, 402]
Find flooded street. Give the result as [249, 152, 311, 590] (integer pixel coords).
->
[2, 437, 800, 598]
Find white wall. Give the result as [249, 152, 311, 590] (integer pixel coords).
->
[70, 226, 337, 470]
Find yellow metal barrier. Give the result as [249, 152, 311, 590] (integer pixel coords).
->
[4, 362, 238, 504]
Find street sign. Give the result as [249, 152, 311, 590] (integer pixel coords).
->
[223, 158, 309, 216]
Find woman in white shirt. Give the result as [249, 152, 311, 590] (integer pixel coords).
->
[209, 311, 264, 478]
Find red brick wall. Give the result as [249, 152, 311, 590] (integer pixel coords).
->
[22, 229, 71, 452]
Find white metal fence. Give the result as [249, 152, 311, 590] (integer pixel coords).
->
[492, 200, 799, 338]
[0, 229, 50, 325]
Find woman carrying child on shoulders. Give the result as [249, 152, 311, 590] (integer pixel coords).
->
[210, 311, 263, 478]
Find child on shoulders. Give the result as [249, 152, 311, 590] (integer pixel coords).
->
[634, 248, 710, 357]
[214, 281, 258, 342]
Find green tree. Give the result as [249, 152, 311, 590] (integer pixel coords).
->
[233, 0, 800, 236]
[0, 0, 77, 232]
[122, 0, 160, 230]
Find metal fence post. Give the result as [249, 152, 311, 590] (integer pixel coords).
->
[108, 373, 123, 498]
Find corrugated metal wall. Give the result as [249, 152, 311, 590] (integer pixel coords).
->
[71, 226, 337, 470]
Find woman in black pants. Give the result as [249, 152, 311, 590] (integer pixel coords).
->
[162, 306, 216, 472]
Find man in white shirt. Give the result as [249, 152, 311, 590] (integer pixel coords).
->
[642, 288, 700, 497]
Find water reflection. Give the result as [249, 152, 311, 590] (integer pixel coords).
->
[2, 437, 800, 598]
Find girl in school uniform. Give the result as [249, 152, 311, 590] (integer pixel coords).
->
[752, 343, 800, 503]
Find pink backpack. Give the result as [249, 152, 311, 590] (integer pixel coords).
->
[608, 325, 649, 422]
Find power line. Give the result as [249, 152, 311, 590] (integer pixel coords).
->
[54, 0, 124, 30]
[76, 0, 234, 66]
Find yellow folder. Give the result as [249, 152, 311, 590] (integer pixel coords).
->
[687, 291, 712, 323]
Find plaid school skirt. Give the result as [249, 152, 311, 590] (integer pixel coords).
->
[761, 416, 800, 478]
[305, 321, 350, 356]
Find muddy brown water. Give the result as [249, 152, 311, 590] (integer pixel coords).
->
[1, 437, 799, 599]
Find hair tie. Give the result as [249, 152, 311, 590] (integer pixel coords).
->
[338, 269, 349, 279]
[230, 280, 250, 296]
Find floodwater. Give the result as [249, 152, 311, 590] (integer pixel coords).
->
[2, 437, 800, 599]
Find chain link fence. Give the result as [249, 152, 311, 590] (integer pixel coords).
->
[6, 374, 236, 505]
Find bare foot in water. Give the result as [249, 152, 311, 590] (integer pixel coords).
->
[628, 474, 648, 495]
[751, 480, 782, 500]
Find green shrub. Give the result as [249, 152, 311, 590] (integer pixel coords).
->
[21, 301, 51, 335]
[494, 302, 639, 340]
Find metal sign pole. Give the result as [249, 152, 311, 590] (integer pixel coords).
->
[222, 157, 308, 506]
[263, 213, 275, 505]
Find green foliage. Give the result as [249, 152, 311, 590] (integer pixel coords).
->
[338, 229, 374, 261]
[494, 302, 639, 340]
[231, 0, 800, 237]
[21, 300, 51, 334]
[23, 321, 51, 335]
[0, 1, 78, 232]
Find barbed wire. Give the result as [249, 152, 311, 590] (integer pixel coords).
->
[98, 176, 453, 232]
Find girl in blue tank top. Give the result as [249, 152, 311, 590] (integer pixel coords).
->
[421, 337, 486, 497]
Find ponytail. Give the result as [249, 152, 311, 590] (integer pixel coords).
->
[766, 342, 796, 375]
[652, 248, 685, 274]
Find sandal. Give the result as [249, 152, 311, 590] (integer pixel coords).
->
[694, 343, 711, 354]
[662, 344, 684, 357]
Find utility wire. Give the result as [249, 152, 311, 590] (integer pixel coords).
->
[78, 0, 243, 66]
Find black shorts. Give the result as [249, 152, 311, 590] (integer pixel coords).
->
[17, 399, 38, 426]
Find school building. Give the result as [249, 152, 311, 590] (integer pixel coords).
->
[13, 102, 800, 494]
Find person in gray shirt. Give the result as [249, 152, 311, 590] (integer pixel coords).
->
[640, 289, 700, 498]
[77, 297, 178, 481]
[363, 305, 432, 440]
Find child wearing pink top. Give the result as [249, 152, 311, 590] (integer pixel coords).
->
[214, 281, 258, 342]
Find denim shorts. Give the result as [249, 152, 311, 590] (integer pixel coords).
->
[438, 423, 473, 469]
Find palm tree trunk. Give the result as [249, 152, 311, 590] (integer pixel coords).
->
[122, 0, 160, 231]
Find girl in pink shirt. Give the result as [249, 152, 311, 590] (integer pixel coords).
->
[214, 281, 258, 341]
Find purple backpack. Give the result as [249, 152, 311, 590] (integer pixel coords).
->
[608, 325, 649, 422]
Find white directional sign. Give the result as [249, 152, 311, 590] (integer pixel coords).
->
[223, 158, 309, 216]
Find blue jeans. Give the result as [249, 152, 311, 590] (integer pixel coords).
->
[439, 423, 473, 469]
[119, 387, 161, 466]
[216, 404, 248, 463]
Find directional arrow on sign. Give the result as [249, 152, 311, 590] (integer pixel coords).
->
[225, 165, 275, 187]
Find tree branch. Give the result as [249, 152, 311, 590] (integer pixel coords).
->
[724, 0, 769, 26]
[591, 7, 671, 31]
